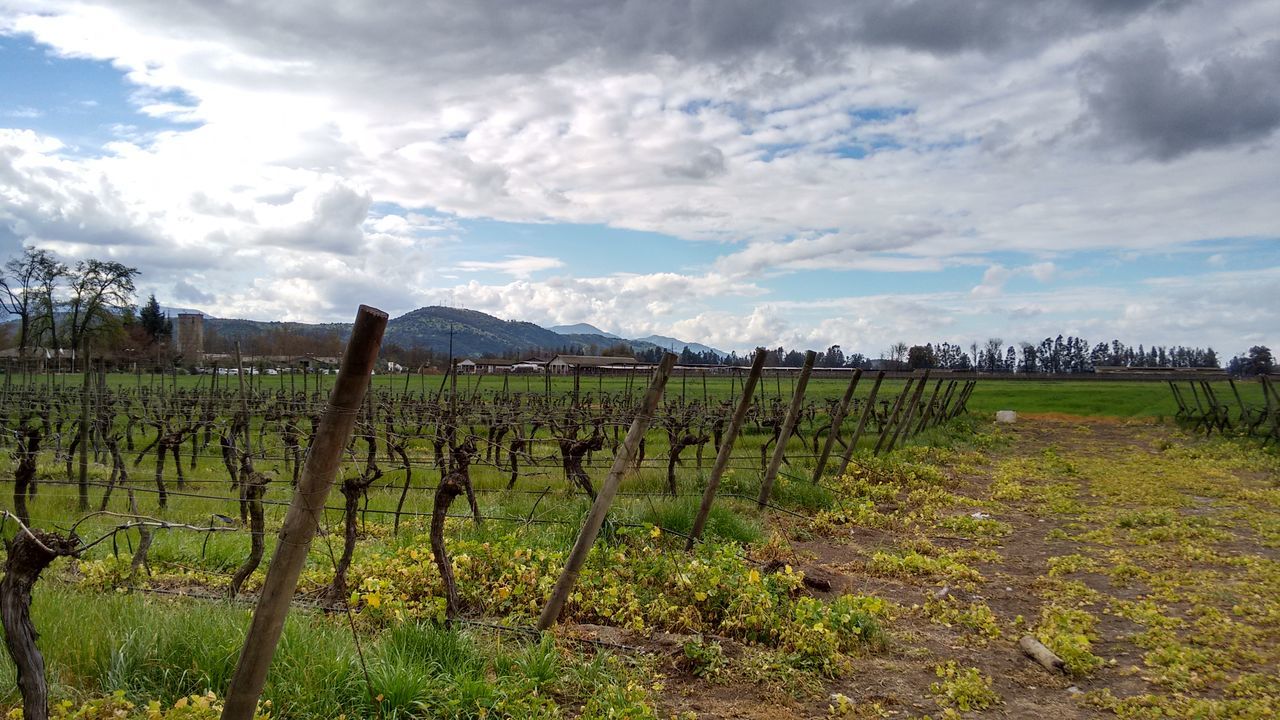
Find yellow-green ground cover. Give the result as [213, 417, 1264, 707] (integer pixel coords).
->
[3, 415, 1277, 718]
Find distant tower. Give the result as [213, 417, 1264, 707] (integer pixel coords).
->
[176, 313, 205, 363]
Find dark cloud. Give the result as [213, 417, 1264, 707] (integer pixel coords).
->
[833, 0, 1184, 56]
[1082, 38, 1280, 160]
[662, 145, 726, 180]
[172, 278, 215, 304]
[91, 0, 1187, 86]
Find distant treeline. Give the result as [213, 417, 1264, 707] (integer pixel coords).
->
[633, 336, 1274, 376]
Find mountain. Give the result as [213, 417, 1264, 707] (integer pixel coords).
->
[192, 306, 725, 360]
[634, 334, 726, 358]
[159, 305, 213, 318]
[382, 306, 575, 357]
[549, 323, 619, 338]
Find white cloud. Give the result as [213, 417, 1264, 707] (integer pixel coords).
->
[455, 255, 565, 278]
[0, 0, 1274, 351]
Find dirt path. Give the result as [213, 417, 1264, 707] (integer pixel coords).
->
[652, 416, 1280, 719]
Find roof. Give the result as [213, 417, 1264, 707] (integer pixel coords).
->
[549, 355, 640, 367]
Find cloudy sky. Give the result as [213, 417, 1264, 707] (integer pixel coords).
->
[1, 0, 1277, 356]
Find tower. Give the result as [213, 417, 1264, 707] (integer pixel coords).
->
[176, 313, 204, 363]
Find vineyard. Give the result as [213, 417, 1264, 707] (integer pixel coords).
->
[1, 330, 1278, 718]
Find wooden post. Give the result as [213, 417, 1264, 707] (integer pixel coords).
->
[913, 378, 946, 434]
[834, 370, 885, 479]
[949, 380, 976, 419]
[873, 377, 914, 455]
[77, 344, 90, 511]
[884, 370, 930, 454]
[235, 343, 250, 451]
[812, 369, 862, 482]
[221, 305, 388, 720]
[536, 353, 676, 631]
[687, 348, 766, 549]
[757, 350, 816, 508]
[933, 380, 959, 426]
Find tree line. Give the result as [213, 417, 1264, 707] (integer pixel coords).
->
[636, 336, 1273, 376]
[0, 247, 164, 363]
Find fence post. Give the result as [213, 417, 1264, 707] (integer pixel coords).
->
[757, 350, 816, 508]
[949, 380, 976, 419]
[874, 377, 915, 455]
[913, 378, 946, 435]
[221, 305, 388, 720]
[884, 370, 930, 454]
[933, 380, 959, 427]
[687, 349, 766, 549]
[77, 344, 90, 511]
[834, 370, 885, 479]
[812, 369, 861, 482]
[537, 352, 677, 631]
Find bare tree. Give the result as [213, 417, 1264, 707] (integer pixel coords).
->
[984, 337, 1004, 372]
[64, 259, 139, 359]
[0, 249, 66, 356]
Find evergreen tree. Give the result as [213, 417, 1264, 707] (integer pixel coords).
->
[139, 294, 172, 345]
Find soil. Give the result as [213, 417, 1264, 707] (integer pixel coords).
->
[626, 416, 1279, 719]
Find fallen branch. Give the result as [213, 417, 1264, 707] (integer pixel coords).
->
[1019, 635, 1066, 674]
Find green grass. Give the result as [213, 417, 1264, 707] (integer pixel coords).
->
[1, 587, 651, 719]
[7, 370, 1264, 420]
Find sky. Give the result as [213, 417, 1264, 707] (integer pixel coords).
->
[0, 0, 1277, 357]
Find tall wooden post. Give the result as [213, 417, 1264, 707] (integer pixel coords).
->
[537, 353, 676, 631]
[221, 305, 388, 720]
[812, 369, 862, 482]
[949, 380, 976, 419]
[77, 346, 90, 511]
[235, 343, 250, 451]
[834, 370, 885, 479]
[874, 377, 914, 455]
[687, 348, 766, 549]
[757, 350, 816, 508]
[884, 370, 930, 454]
[933, 380, 959, 427]
[913, 378, 946, 434]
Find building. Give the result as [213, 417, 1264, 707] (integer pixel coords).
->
[546, 354, 642, 375]
[175, 313, 205, 364]
[472, 358, 519, 373]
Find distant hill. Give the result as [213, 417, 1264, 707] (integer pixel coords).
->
[383, 306, 577, 357]
[192, 306, 724, 360]
[634, 334, 726, 358]
[549, 323, 619, 338]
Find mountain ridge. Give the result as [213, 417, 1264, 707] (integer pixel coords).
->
[195, 305, 727, 358]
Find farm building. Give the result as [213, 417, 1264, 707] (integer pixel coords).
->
[454, 358, 477, 374]
[546, 354, 641, 375]
[472, 358, 519, 373]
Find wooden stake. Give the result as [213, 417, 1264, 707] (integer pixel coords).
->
[834, 371, 885, 479]
[884, 370, 930, 454]
[913, 378, 946, 434]
[757, 350, 816, 508]
[537, 352, 676, 631]
[874, 377, 914, 455]
[687, 348, 766, 549]
[812, 369, 861, 482]
[221, 305, 387, 720]
[77, 344, 90, 511]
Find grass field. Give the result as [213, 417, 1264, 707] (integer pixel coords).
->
[4, 370, 1267, 419]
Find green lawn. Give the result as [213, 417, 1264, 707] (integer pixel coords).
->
[4, 369, 1266, 419]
